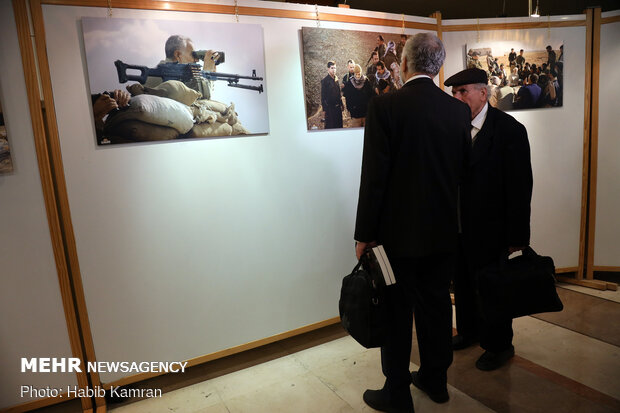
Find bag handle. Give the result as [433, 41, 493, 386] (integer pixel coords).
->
[498, 245, 537, 269]
[522, 246, 539, 257]
[352, 259, 363, 273]
[352, 247, 374, 273]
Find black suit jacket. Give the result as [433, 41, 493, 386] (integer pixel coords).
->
[321, 74, 341, 110]
[462, 105, 533, 268]
[355, 78, 471, 258]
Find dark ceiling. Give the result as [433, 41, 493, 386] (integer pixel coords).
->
[280, 0, 618, 19]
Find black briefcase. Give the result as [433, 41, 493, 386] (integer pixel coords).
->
[476, 247, 564, 323]
[339, 258, 387, 348]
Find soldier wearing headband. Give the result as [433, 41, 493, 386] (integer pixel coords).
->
[445, 67, 533, 371]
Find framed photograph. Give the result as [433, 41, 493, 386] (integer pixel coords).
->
[466, 42, 564, 111]
[301, 27, 409, 130]
[0, 95, 13, 174]
[82, 17, 269, 145]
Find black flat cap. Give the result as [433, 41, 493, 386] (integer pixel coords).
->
[444, 68, 488, 87]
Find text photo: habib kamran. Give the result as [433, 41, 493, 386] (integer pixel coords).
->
[301, 27, 410, 131]
[82, 17, 269, 145]
[466, 42, 564, 111]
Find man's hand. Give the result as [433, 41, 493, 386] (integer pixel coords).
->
[355, 241, 377, 260]
[112, 89, 130, 108]
[92, 94, 118, 122]
[202, 50, 218, 72]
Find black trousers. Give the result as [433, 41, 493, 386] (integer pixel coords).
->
[324, 105, 343, 129]
[380, 253, 455, 400]
[454, 241, 513, 352]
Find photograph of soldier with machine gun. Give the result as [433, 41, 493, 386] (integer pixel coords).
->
[82, 17, 269, 145]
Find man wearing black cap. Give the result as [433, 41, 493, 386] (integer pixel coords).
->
[444, 67, 533, 371]
[355, 33, 471, 412]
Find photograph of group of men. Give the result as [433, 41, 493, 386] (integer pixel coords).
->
[466, 43, 564, 111]
[301, 27, 409, 130]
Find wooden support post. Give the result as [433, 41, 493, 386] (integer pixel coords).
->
[12, 0, 93, 411]
[430, 11, 444, 90]
[578, 8, 593, 284]
[586, 7, 601, 281]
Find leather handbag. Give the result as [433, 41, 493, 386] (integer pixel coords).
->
[476, 247, 564, 323]
[338, 257, 387, 348]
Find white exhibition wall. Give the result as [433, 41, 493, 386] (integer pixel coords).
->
[41, 1, 434, 383]
[594, 12, 620, 267]
[444, 16, 586, 269]
[0, 0, 584, 391]
[0, 2, 78, 408]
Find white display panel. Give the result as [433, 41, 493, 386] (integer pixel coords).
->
[594, 12, 620, 267]
[443, 17, 586, 269]
[0, 2, 78, 408]
[41, 1, 434, 383]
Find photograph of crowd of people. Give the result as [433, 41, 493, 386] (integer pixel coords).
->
[0, 95, 13, 174]
[301, 27, 409, 130]
[82, 17, 269, 145]
[466, 42, 564, 111]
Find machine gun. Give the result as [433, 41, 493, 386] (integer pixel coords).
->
[114, 60, 264, 93]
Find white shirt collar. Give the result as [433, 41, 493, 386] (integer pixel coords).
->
[471, 102, 489, 140]
[404, 74, 431, 86]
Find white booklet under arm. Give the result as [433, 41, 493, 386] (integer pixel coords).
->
[371, 245, 396, 285]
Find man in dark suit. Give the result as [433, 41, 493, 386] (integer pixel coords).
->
[508, 48, 517, 66]
[355, 33, 471, 412]
[445, 68, 532, 371]
[320, 61, 343, 129]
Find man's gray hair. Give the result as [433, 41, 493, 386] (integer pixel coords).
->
[403, 33, 446, 76]
[165, 35, 192, 59]
[472, 82, 491, 102]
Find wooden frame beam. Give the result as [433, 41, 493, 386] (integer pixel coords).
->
[442, 20, 585, 31]
[585, 7, 601, 281]
[578, 8, 593, 284]
[601, 15, 620, 25]
[430, 11, 444, 90]
[40, 0, 438, 30]
[557, 276, 615, 291]
[27, 0, 105, 400]
[102, 317, 340, 389]
[12, 0, 92, 411]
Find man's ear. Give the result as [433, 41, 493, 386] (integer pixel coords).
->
[173, 49, 182, 61]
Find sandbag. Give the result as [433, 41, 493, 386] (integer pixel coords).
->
[190, 104, 218, 124]
[191, 100, 238, 125]
[152, 81, 202, 105]
[104, 119, 179, 142]
[231, 122, 250, 135]
[188, 121, 233, 138]
[106, 94, 194, 134]
[127, 80, 202, 106]
[193, 99, 228, 114]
